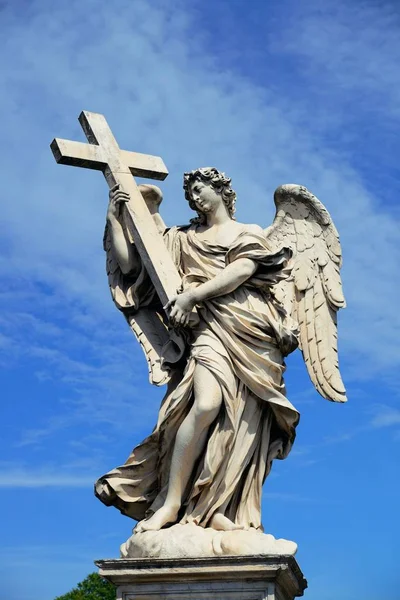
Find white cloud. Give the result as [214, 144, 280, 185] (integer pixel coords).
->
[370, 405, 400, 429]
[0, 8, 398, 600]
[0, 463, 96, 488]
[272, 0, 400, 121]
[0, 302, 160, 447]
[0, 0, 399, 450]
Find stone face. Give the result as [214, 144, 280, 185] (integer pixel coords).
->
[121, 523, 297, 559]
[96, 555, 307, 600]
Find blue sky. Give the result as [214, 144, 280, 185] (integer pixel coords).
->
[0, 0, 399, 598]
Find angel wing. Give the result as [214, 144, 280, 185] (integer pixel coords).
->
[265, 184, 347, 403]
[103, 184, 176, 387]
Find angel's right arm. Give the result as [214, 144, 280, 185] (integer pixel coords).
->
[106, 185, 140, 275]
[106, 184, 167, 276]
[107, 214, 139, 275]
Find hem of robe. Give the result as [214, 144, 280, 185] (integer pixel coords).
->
[95, 324, 299, 527]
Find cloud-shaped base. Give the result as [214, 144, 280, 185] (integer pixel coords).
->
[121, 523, 297, 559]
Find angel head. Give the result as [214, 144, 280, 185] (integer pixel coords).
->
[183, 167, 237, 224]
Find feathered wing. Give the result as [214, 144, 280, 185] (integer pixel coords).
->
[103, 184, 181, 387]
[265, 184, 347, 403]
[104, 221, 172, 386]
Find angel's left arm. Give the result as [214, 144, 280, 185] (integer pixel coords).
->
[188, 224, 265, 302]
[166, 258, 257, 327]
[192, 258, 257, 302]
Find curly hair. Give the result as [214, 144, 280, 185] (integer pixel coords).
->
[183, 167, 237, 224]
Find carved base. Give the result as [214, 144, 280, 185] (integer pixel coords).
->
[96, 555, 307, 600]
[121, 523, 297, 559]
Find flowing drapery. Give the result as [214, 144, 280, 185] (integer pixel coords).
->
[95, 226, 299, 529]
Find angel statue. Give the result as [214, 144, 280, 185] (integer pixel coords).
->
[95, 167, 346, 550]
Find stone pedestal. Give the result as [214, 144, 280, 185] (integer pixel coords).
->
[96, 555, 307, 600]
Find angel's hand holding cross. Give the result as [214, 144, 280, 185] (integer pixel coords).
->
[107, 184, 130, 222]
[106, 185, 137, 275]
[165, 291, 197, 328]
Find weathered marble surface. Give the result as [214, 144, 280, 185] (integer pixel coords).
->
[95, 170, 347, 537]
[120, 523, 297, 559]
[96, 555, 307, 600]
[53, 113, 346, 562]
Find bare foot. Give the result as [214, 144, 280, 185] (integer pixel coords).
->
[134, 504, 179, 533]
[210, 513, 244, 531]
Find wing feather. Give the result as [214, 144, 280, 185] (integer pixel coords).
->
[127, 309, 171, 386]
[265, 184, 347, 403]
[104, 223, 173, 387]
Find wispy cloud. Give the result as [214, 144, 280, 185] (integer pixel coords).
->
[0, 0, 397, 507]
[273, 0, 400, 122]
[370, 405, 400, 429]
[0, 0, 398, 387]
[296, 403, 400, 451]
[0, 3, 398, 599]
[0, 463, 97, 488]
[0, 302, 158, 446]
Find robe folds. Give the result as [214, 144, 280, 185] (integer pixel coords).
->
[95, 225, 300, 529]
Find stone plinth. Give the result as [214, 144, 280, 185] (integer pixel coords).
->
[96, 555, 307, 600]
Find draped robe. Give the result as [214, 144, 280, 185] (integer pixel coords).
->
[95, 224, 300, 530]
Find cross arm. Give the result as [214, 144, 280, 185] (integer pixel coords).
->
[78, 111, 169, 180]
[50, 110, 180, 309]
[120, 150, 168, 180]
[50, 137, 168, 180]
[50, 138, 107, 170]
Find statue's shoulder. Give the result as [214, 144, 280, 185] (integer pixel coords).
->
[163, 224, 193, 250]
[235, 222, 265, 237]
[244, 223, 264, 235]
[164, 223, 193, 237]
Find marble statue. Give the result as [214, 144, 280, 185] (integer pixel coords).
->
[95, 168, 346, 541]
[51, 112, 346, 559]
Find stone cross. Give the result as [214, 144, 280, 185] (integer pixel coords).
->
[50, 110, 181, 307]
